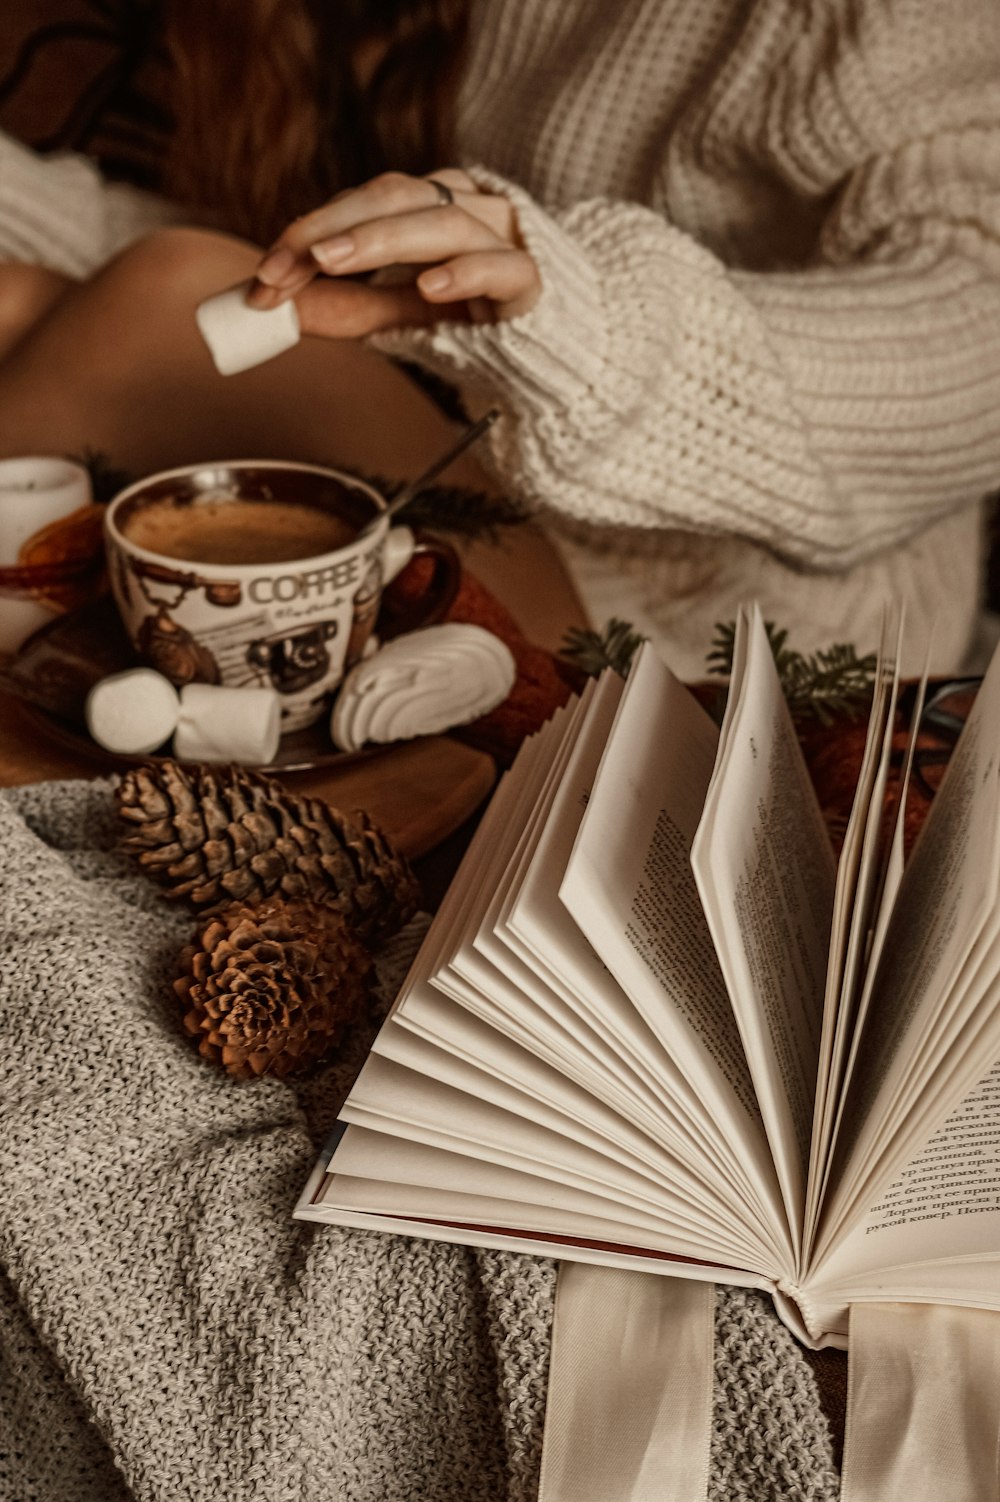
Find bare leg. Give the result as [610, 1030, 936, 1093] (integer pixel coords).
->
[0, 228, 585, 646]
[0, 229, 479, 478]
[0, 263, 73, 361]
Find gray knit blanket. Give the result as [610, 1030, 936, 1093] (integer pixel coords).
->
[0, 780, 839, 1502]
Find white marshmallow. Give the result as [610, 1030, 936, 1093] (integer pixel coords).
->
[85, 669, 180, 756]
[195, 281, 301, 376]
[174, 683, 282, 764]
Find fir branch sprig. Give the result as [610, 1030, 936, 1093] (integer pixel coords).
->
[374, 477, 531, 542]
[560, 618, 648, 679]
[72, 449, 135, 505]
[708, 620, 877, 724]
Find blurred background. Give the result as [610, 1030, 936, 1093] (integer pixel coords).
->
[0, 0, 169, 190]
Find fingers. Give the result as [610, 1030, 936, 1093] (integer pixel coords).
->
[425, 167, 478, 196]
[248, 169, 517, 310]
[309, 204, 501, 277]
[253, 172, 463, 301]
[290, 247, 540, 338]
[243, 168, 540, 329]
[246, 247, 322, 309]
[294, 278, 441, 339]
[417, 249, 542, 317]
[283, 172, 448, 255]
[425, 172, 518, 243]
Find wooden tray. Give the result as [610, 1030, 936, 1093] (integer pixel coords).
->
[0, 598, 498, 858]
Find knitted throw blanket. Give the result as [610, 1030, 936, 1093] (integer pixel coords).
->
[0, 780, 839, 1502]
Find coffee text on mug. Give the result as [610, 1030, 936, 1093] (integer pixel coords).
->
[248, 556, 363, 605]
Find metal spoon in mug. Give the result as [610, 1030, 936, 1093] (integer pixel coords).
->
[361, 407, 500, 537]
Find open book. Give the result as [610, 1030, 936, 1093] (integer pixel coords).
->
[296, 606, 1000, 1349]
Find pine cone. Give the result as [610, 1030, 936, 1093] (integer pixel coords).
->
[174, 897, 372, 1079]
[116, 760, 419, 944]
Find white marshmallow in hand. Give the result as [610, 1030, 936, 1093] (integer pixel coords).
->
[195, 280, 301, 376]
[174, 683, 282, 765]
[86, 669, 180, 756]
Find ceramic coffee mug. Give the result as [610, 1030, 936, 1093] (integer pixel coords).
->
[105, 460, 458, 730]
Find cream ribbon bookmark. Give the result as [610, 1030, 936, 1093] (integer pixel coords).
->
[842, 1302, 1000, 1502]
[538, 1265, 715, 1502]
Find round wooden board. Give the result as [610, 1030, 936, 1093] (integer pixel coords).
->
[0, 685, 496, 862]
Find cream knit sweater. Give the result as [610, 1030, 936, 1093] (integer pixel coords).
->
[2, 0, 999, 676]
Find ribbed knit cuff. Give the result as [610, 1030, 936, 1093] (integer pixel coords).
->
[0, 134, 106, 277]
[0, 132, 180, 278]
[373, 154, 1000, 570]
[459, 166, 611, 409]
[370, 166, 621, 480]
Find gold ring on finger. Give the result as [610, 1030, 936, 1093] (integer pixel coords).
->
[427, 177, 455, 207]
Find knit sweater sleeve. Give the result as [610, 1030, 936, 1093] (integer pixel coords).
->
[0, 130, 182, 279]
[372, 0, 1000, 572]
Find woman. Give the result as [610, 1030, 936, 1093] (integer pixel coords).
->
[0, 0, 998, 675]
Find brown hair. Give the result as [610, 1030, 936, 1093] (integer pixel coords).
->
[162, 0, 469, 246]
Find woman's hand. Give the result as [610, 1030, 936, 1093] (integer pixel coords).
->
[246, 168, 541, 336]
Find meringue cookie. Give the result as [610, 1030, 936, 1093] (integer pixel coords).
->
[331, 624, 516, 753]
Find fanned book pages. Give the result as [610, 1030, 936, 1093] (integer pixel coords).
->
[296, 605, 1000, 1349]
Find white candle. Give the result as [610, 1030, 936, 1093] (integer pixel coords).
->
[0, 456, 92, 654]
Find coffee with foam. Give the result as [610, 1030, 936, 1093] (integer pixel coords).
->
[122, 495, 356, 566]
